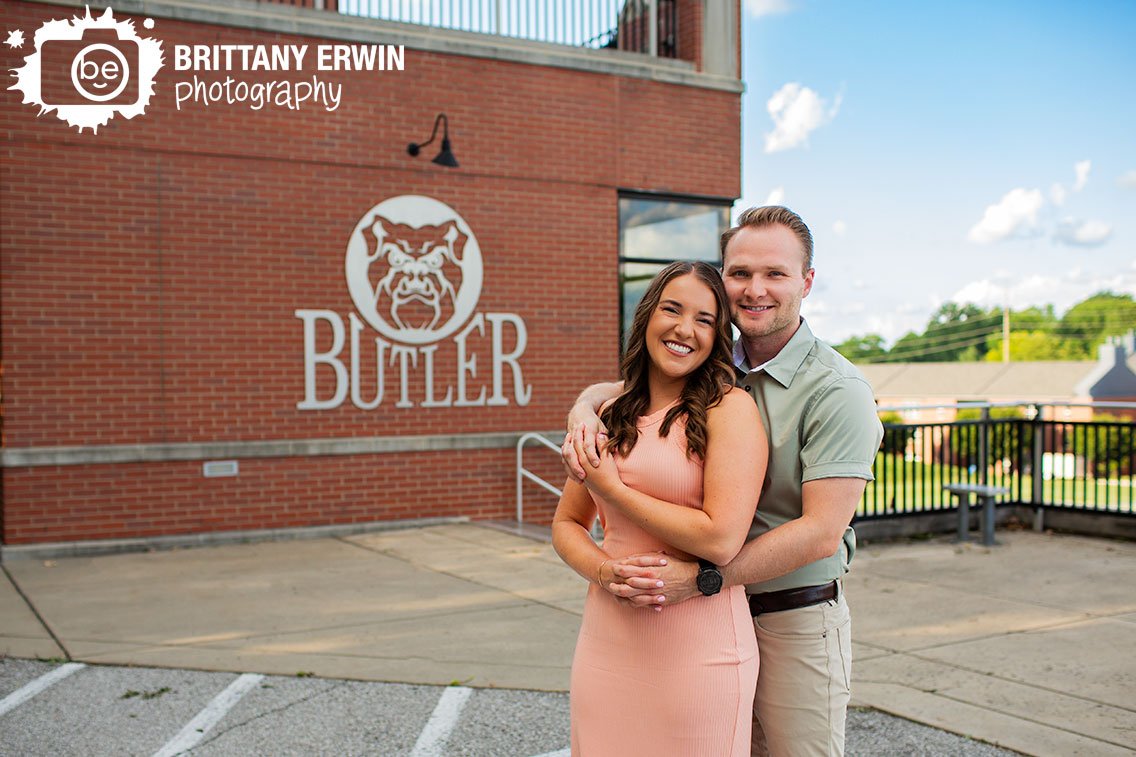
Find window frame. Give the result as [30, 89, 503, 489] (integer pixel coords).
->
[616, 190, 734, 347]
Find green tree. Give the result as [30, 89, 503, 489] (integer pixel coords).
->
[949, 407, 1030, 468]
[887, 330, 922, 361]
[984, 330, 1089, 361]
[834, 333, 888, 362]
[883, 304, 1001, 362]
[1009, 304, 1059, 332]
[1081, 412, 1135, 478]
[1060, 292, 1136, 350]
[878, 411, 914, 457]
[844, 293, 1134, 366]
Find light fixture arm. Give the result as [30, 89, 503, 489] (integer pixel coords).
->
[408, 114, 449, 156]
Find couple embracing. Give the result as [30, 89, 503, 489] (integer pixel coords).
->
[553, 206, 883, 756]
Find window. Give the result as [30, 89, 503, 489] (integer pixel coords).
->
[618, 193, 731, 345]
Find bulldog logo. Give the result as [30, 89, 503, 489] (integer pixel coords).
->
[345, 196, 482, 345]
[369, 217, 466, 331]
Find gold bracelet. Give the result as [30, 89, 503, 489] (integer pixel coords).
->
[596, 559, 611, 585]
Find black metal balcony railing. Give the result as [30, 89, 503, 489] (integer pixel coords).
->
[514, 405, 1134, 533]
[861, 412, 1135, 521]
[332, 0, 679, 56]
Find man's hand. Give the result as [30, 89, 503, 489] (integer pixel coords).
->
[604, 553, 701, 609]
[562, 404, 605, 482]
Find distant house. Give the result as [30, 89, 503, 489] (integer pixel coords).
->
[857, 337, 1136, 423]
[855, 337, 1136, 477]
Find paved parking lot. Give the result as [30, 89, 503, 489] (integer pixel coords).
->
[1, 659, 571, 757]
[4, 523, 1134, 755]
[2, 658, 1017, 756]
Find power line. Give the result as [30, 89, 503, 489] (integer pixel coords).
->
[861, 333, 994, 362]
[836, 310, 1135, 348]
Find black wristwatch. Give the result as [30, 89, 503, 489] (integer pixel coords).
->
[696, 559, 723, 596]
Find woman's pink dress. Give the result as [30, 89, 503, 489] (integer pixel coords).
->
[570, 403, 758, 756]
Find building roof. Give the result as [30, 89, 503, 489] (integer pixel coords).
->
[856, 361, 1103, 401]
[856, 334, 1136, 402]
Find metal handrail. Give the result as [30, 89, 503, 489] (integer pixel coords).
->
[862, 414, 1134, 519]
[516, 432, 564, 524]
[333, 0, 675, 56]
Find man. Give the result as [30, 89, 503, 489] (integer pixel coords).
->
[563, 205, 882, 757]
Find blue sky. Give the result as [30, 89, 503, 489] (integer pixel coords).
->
[736, 0, 1136, 346]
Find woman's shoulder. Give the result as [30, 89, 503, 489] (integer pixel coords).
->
[708, 386, 759, 424]
[717, 384, 755, 408]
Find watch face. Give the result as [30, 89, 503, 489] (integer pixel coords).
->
[698, 569, 723, 595]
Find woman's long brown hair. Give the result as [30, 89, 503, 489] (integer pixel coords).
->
[601, 261, 735, 460]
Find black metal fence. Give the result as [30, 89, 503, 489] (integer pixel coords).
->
[860, 413, 1136, 520]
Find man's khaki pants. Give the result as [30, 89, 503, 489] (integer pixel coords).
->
[750, 592, 852, 757]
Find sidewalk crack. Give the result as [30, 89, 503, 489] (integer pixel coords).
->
[335, 537, 583, 619]
[1, 564, 72, 660]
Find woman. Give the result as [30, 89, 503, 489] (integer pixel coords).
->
[552, 261, 767, 756]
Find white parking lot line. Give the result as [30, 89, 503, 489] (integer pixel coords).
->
[531, 749, 570, 757]
[151, 672, 264, 757]
[410, 685, 474, 757]
[0, 662, 86, 717]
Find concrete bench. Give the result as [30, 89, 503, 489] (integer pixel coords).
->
[944, 483, 1010, 546]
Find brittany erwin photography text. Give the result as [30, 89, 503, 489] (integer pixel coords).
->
[171, 43, 405, 113]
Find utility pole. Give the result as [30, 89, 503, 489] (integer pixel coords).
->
[1002, 304, 1010, 362]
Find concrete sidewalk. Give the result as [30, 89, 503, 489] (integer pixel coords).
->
[2, 523, 1133, 756]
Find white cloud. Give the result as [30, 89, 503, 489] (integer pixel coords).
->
[746, 0, 793, 18]
[764, 186, 786, 206]
[951, 266, 1136, 314]
[1054, 217, 1113, 247]
[1049, 182, 1067, 206]
[967, 188, 1046, 244]
[1117, 170, 1136, 189]
[952, 278, 1005, 307]
[833, 220, 847, 236]
[1073, 159, 1091, 192]
[856, 309, 929, 345]
[801, 298, 872, 342]
[764, 83, 841, 153]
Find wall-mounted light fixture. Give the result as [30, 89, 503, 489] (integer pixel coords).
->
[407, 113, 459, 168]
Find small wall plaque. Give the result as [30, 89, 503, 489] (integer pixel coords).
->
[203, 460, 239, 478]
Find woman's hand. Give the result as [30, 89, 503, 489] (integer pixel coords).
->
[562, 382, 622, 482]
[562, 408, 605, 482]
[600, 554, 672, 611]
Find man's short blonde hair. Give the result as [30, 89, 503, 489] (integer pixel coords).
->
[720, 205, 814, 273]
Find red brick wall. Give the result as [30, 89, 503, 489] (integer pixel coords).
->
[0, 1, 740, 543]
[4, 450, 523, 542]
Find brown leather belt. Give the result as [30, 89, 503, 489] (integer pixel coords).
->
[748, 581, 838, 616]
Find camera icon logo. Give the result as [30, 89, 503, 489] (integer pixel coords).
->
[10, 7, 163, 133]
[43, 28, 139, 106]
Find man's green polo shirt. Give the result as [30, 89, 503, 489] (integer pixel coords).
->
[733, 318, 883, 594]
